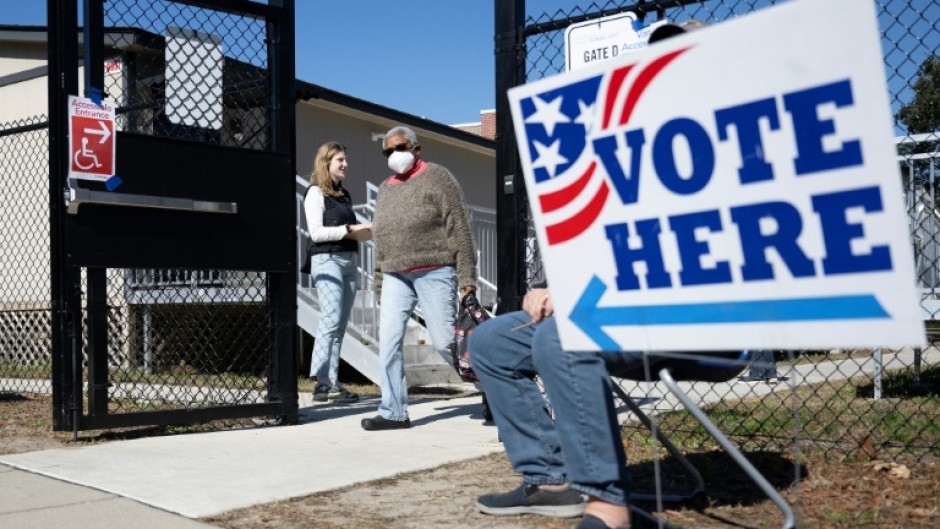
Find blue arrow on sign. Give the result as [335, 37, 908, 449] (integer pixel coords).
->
[569, 275, 891, 349]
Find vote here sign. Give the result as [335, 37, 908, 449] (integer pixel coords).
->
[507, 0, 925, 352]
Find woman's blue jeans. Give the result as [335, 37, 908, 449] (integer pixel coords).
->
[377, 266, 457, 420]
[470, 311, 643, 506]
[309, 251, 358, 383]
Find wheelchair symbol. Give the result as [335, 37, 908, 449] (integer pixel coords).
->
[73, 137, 103, 171]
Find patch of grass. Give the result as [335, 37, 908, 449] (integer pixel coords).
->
[0, 362, 50, 379]
[822, 510, 850, 524]
[857, 364, 940, 398]
[621, 369, 940, 463]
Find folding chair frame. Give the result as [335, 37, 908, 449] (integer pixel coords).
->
[614, 367, 797, 529]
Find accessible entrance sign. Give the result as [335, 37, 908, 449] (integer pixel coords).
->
[68, 95, 115, 181]
[508, 0, 924, 352]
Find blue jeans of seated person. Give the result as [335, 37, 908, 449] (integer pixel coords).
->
[470, 312, 643, 506]
[377, 265, 457, 421]
[309, 251, 358, 383]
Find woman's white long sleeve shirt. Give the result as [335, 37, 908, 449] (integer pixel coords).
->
[304, 185, 348, 243]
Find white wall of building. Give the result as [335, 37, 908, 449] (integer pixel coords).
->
[296, 101, 495, 209]
[0, 41, 44, 76]
[0, 73, 49, 123]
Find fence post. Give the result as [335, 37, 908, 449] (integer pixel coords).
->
[47, 0, 81, 433]
[873, 347, 883, 401]
[494, 0, 527, 314]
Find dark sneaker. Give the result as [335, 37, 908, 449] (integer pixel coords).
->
[481, 393, 493, 422]
[476, 482, 585, 517]
[312, 382, 331, 402]
[327, 385, 359, 403]
[361, 415, 411, 431]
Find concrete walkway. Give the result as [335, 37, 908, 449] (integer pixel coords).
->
[2, 348, 935, 528]
[0, 393, 501, 528]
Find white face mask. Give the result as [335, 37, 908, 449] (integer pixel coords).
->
[387, 150, 416, 174]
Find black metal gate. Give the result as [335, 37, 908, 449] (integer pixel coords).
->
[48, 0, 297, 432]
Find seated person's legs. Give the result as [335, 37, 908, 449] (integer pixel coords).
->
[532, 319, 641, 529]
[470, 312, 585, 517]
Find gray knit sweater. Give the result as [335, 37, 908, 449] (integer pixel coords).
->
[372, 163, 478, 296]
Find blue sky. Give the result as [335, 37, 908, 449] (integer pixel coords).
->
[2, 2, 498, 125]
[294, 1, 495, 125]
[3, 1, 936, 128]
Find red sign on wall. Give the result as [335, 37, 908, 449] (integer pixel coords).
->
[68, 95, 115, 181]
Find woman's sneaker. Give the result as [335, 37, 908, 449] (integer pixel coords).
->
[312, 382, 332, 402]
[476, 482, 585, 517]
[326, 385, 359, 404]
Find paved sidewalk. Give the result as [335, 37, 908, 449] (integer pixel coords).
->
[0, 394, 500, 528]
[0, 464, 218, 529]
[4, 349, 932, 528]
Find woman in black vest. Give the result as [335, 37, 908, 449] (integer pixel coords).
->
[304, 142, 371, 403]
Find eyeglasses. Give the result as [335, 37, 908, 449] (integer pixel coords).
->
[382, 143, 411, 158]
[328, 142, 347, 151]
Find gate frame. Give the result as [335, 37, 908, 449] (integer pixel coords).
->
[47, 0, 298, 432]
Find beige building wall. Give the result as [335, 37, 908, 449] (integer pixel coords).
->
[0, 63, 104, 125]
[296, 101, 496, 210]
[0, 74, 47, 122]
[0, 41, 44, 76]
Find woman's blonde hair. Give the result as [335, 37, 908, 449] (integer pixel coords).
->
[309, 141, 347, 197]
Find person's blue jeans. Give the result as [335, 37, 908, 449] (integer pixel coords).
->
[309, 251, 358, 383]
[377, 266, 457, 420]
[470, 312, 643, 506]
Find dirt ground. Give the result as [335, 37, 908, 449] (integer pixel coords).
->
[2, 393, 938, 529]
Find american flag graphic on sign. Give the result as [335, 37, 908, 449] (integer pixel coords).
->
[517, 48, 690, 245]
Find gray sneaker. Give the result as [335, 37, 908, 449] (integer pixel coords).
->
[476, 482, 585, 517]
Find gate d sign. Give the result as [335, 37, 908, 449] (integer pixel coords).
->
[564, 11, 667, 71]
[509, 0, 925, 352]
[68, 95, 115, 181]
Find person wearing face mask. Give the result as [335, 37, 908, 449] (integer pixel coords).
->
[362, 125, 478, 431]
[304, 141, 372, 404]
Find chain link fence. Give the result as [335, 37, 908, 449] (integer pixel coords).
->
[517, 0, 939, 463]
[0, 116, 52, 395]
[104, 0, 272, 150]
[87, 268, 273, 414]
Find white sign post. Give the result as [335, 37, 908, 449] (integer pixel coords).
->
[509, 0, 924, 352]
[565, 11, 667, 71]
[68, 95, 115, 182]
